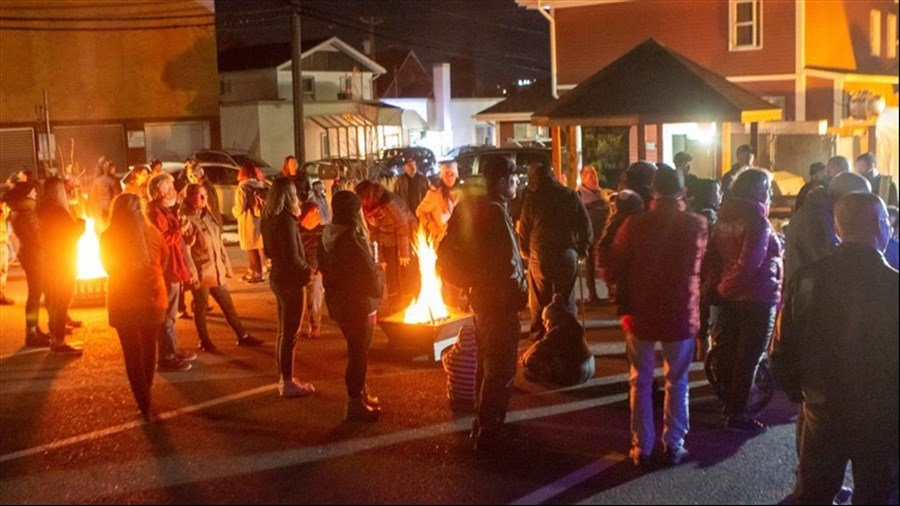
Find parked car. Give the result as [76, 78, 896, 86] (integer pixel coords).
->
[453, 147, 552, 186]
[301, 157, 371, 183]
[193, 149, 274, 175]
[373, 146, 437, 178]
[441, 144, 493, 161]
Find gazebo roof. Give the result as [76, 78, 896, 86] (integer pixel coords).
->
[532, 39, 782, 127]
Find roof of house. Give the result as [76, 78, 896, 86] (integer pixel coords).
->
[533, 39, 782, 126]
[373, 48, 433, 98]
[218, 36, 386, 74]
[475, 80, 554, 117]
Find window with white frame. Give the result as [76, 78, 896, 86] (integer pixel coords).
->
[871, 10, 883, 56]
[730, 0, 762, 50]
[339, 76, 353, 99]
[886, 13, 897, 59]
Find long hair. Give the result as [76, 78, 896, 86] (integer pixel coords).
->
[106, 193, 151, 264]
[237, 161, 257, 182]
[37, 177, 70, 212]
[262, 177, 298, 218]
[281, 155, 297, 177]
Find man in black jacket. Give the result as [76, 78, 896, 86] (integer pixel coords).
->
[394, 157, 429, 218]
[440, 155, 527, 452]
[518, 161, 592, 340]
[773, 191, 898, 504]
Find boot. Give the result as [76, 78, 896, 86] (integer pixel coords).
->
[346, 396, 380, 422]
[25, 328, 52, 347]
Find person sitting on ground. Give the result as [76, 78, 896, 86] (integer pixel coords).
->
[520, 293, 595, 387]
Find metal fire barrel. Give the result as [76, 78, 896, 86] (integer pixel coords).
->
[378, 309, 474, 361]
[71, 277, 107, 308]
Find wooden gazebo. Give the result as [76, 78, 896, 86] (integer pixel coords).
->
[532, 39, 783, 180]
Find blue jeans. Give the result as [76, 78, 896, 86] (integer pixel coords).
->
[625, 331, 695, 454]
[158, 282, 180, 360]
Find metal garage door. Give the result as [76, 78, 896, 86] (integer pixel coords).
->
[145, 121, 210, 162]
[53, 124, 126, 176]
[0, 128, 36, 183]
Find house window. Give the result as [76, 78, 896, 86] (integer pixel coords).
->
[886, 13, 897, 59]
[730, 0, 762, 50]
[219, 78, 232, 97]
[871, 10, 883, 56]
[320, 132, 330, 158]
[339, 76, 353, 100]
[302, 76, 315, 100]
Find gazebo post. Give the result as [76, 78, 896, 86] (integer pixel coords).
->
[720, 122, 732, 179]
[750, 121, 759, 154]
[567, 125, 579, 187]
[552, 125, 563, 180]
[656, 123, 664, 163]
[637, 123, 647, 160]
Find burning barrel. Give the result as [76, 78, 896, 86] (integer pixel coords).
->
[72, 217, 108, 307]
[377, 228, 473, 361]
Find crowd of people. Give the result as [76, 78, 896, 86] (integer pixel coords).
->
[0, 144, 897, 503]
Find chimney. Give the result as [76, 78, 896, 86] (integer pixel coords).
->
[432, 63, 452, 132]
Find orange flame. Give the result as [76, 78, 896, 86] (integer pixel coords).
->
[76, 217, 107, 280]
[402, 228, 449, 324]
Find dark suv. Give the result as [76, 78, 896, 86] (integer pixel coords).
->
[453, 147, 552, 185]
[374, 146, 437, 178]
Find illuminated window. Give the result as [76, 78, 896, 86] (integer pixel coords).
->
[887, 13, 897, 59]
[730, 0, 762, 50]
[871, 10, 883, 56]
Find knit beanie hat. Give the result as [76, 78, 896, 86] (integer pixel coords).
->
[331, 190, 361, 225]
[652, 165, 685, 197]
[542, 294, 571, 326]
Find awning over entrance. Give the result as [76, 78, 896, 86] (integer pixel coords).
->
[308, 113, 374, 130]
[532, 39, 783, 127]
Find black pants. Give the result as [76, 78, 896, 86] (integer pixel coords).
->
[272, 279, 305, 380]
[714, 301, 776, 420]
[191, 284, 246, 346]
[382, 245, 420, 313]
[584, 239, 601, 299]
[793, 405, 896, 504]
[337, 312, 376, 398]
[473, 308, 521, 439]
[18, 249, 43, 332]
[527, 249, 578, 340]
[45, 273, 74, 342]
[115, 323, 158, 414]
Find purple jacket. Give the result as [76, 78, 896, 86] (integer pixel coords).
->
[709, 197, 783, 305]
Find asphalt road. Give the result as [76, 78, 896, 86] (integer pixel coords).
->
[0, 243, 801, 504]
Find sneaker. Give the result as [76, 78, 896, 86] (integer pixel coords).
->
[0, 294, 15, 305]
[25, 330, 52, 348]
[663, 445, 689, 466]
[50, 342, 83, 356]
[726, 417, 768, 434]
[247, 275, 266, 284]
[345, 397, 380, 422]
[279, 378, 315, 398]
[197, 341, 219, 353]
[472, 427, 526, 454]
[833, 486, 853, 505]
[236, 334, 263, 347]
[629, 447, 652, 468]
[158, 357, 192, 372]
[177, 311, 193, 320]
[175, 350, 198, 362]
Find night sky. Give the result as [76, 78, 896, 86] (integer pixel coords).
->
[215, 0, 550, 94]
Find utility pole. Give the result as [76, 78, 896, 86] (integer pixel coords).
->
[360, 15, 383, 55]
[291, 0, 305, 163]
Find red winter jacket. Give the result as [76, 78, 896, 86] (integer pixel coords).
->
[708, 198, 783, 305]
[608, 198, 707, 342]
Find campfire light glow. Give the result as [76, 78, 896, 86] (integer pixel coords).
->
[402, 228, 450, 324]
[76, 217, 107, 280]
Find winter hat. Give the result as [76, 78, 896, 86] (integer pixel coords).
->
[542, 294, 571, 326]
[331, 190, 361, 225]
[652, 165, 685, 197]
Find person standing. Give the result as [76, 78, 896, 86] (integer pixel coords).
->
[854, 152, 898, 207]
[122, 165, 151, 203]
[185, 160, 220, 224]
[182, 184, 262, 352]
[438, 155, 528, 452]
[298, 202, 325, 338]
[3, 179, 49, 345]
[394, 157, 429, 221]
[705, 169, 783, 433]
[355, 180, 418, 313]
[518, 160, 592, 340]
[319, 191, 384, 422]
[146, 173, 195, 372]
[311, 180, 331, 225]
[784, 171, 870, 286]
[0, 198, 13, 305]
[721, 144, 757, 197]
[794, 161, 827, 212]
[261, 177, 314, 398]
[87, 160, 121, 232]
[608, 166, 707, 467]
[100, 193, 169, 421]
[36, 177, 85, 356]
[416, 161, 460, 244]
[282, 155, 311, 203]
[233, 162, 267, 284]
[576, 165, 610, 303]
[773, 192, 898, 504]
